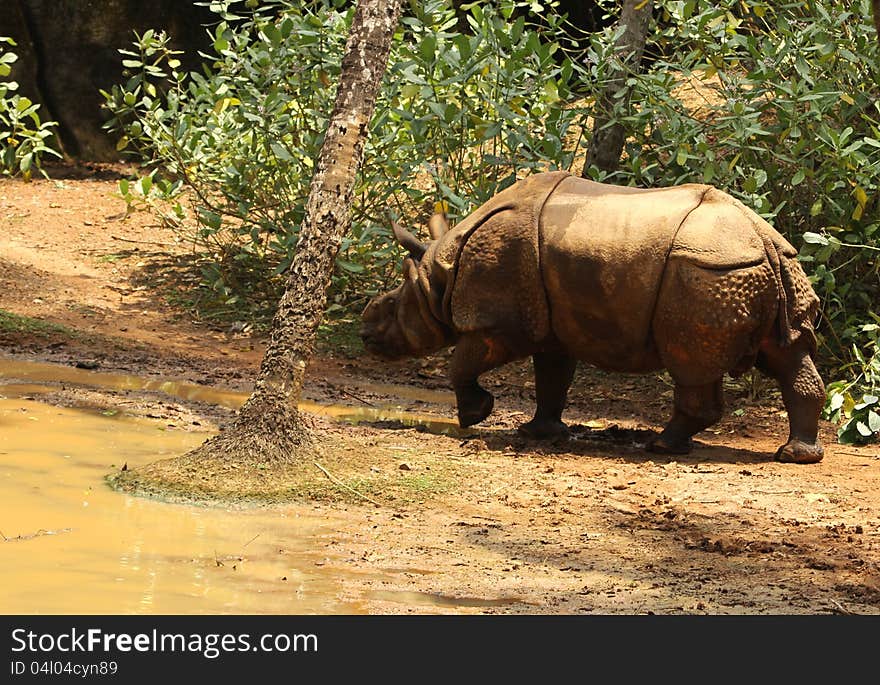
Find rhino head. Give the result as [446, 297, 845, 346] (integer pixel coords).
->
[360, 214, 453, 360]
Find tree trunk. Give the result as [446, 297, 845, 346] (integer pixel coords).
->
[874, 0, 880, 47]
[182, 0, 403, 465]
[582, 0, 653, 176]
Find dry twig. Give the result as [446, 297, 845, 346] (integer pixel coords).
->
[830, 599, 858, 616]
[313, 461, 381, 506]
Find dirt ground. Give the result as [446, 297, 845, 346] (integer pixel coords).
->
[1, 165, 879, 615]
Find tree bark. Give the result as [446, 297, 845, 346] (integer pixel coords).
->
[873, 0, 880, 47]
[183, 0, 403, 464]
[582, 0, 653, 176]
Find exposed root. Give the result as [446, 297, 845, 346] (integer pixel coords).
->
[183, 409, 316, 466]
[181, 389, 317, 465]
[110, 398, 325, 505]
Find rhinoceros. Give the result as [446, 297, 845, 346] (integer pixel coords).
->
[360, 171, 825, 463]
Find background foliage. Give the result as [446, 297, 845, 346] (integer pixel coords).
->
[0, 37, 60, 178]
[98, 0, 878, 443]
[102, 0, 576, 319]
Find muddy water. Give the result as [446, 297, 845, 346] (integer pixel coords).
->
[0, 394, 367, 614]
[0, 358, 465, 435]
[0, 358, 477, 614]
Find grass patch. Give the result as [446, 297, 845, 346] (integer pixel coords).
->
[107, 423, 461, 508]
[95, 252, 128, 263]
[0, 309, 78, 339]
[397, 471, 452, 496]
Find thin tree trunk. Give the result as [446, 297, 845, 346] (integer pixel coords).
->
[874, 0, 880, 47]
[582, 0, 653, 176]
[183, 0, 403, 464]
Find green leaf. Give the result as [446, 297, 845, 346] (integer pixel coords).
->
[868, 411, 880, 433]
[419, 34, 437, 63]
[542, 79, 559, 104]
[336, 259, 364, 273]
[854, 395, 878, 410]
[802, 232, 828, 245]
[702, 162, 715, 183]
[270, 142, 293, 161]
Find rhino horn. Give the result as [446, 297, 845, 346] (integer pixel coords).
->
[391, 220, 426, 260]
[428, 212, 449, 240]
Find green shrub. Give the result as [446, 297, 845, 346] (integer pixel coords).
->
[102, 0, 575, 318]
[0, 37, 61, 178]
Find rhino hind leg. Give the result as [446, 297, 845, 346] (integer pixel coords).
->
[518, 351, 576, 440]
[756, 337, 824, 464]
[653, 260, 778, 385]
[648, 381, 724, 454]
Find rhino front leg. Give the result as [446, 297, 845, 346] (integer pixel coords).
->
[450, 334, 516, 428]
[648, 381, 724, 454]
[757, 338, 824, 464]
[519, 351, 576, 439]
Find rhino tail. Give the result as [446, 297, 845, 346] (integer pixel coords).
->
[757, 228, 819, 351]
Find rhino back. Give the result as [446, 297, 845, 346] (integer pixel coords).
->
[540, 176, 708, 371]
[670, 188, 786, 267]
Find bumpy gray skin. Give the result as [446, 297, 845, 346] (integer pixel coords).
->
[361, 172, 825, 463]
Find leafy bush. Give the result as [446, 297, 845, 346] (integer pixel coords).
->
[102, 0, 576, 318]
[823, 323, 880, 444]
[0, 37, 60, 178]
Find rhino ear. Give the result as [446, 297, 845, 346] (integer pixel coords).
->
[392, 220, 426, 261]
[403, 257, 420, 282]
[428, 212, 449, 241]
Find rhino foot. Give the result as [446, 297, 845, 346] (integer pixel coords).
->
[646, 435, 693, 455]
[775, 440, 823, 464]
[518, 418, 570, 440]
[457, 390, 494, 428]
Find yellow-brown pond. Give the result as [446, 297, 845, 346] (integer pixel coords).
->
[0, 392, 369, 614]
[0, 356, 481, 614]
[0, 358, 464, 435]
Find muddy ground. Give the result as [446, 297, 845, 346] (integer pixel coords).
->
[1, 166, 878, 615]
